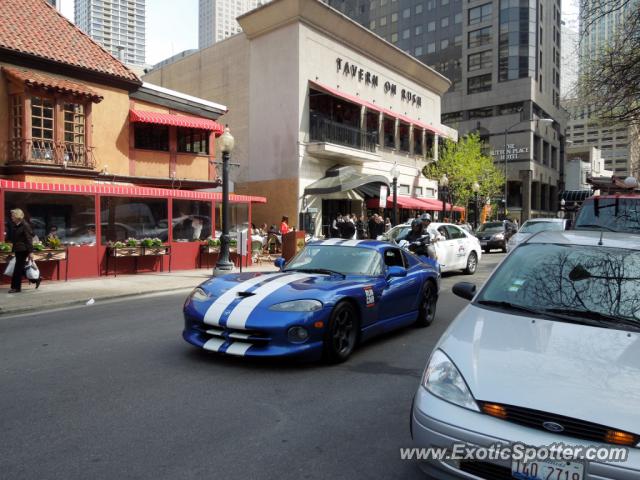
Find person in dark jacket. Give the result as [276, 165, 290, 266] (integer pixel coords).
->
[8, 208, 40, 293]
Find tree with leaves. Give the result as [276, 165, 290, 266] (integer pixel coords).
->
[423, 134, 504, 213]
[577, 0, 640, 126]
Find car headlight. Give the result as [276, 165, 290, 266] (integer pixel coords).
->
[422, 349, 479, 412]
[269, 299, 323, 312]
[491, 233, 505, 240]
[189, 287, 210, 301]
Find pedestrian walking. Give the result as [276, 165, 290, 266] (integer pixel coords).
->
[7, 208, 41, 293]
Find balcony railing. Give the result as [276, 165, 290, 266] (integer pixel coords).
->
[310, 115, 377, 153]
[4, 138, 96, 169]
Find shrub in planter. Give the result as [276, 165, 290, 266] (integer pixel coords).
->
[125, 238, 139, 247]
[0, 242, 12, 252]
[33, 241, 45, 252]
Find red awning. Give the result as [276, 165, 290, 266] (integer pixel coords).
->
[0, 179, 266, 204]
[309, 80, 447, 137]
[366, 195, 429, 210]
[129, 110, 225, 135]
[416, 198, 465, 212]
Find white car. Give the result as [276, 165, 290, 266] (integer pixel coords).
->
[506, 218, 568, 252]
[412, 230, 640, 479]
[428, 222, 482, 274]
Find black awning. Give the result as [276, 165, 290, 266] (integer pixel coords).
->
[561, 190, 592, 203]
[303, 165, 390, 198]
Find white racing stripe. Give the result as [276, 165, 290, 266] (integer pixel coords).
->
[202, 338, 225, 352]
[225, 342, 253, 356]
[318, 238, 345, 245]
[203, 273, 284, 326]
[225, 273, 312, 329]
[340, 239, 362, 246]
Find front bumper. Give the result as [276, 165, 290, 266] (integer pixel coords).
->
[478, 239, 505, 250]
[411, 387, 640, 479]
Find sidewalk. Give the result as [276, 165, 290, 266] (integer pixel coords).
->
[0, 265, 278, 316]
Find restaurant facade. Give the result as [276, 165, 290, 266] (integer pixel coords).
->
[0, 0, 264, 281]
[144, 0, 459, 237]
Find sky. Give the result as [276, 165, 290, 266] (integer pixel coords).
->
[60, 0, 579, 68]
[59, 0, 198, 66]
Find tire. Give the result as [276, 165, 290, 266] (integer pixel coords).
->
[464, 252, 478, 275]
[323, 301, 359, 363]
[415, 281, 437, 327]
[501, 246, 507, 253]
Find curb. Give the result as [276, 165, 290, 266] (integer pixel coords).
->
[0, 286, 195, 317]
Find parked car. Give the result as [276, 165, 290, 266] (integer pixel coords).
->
[506, 218, 568, 252]
[183, 239, 440, 362]
[574, 194, 640, 233]
[475, 221, 514, 252]
[411, 230, 640, 479]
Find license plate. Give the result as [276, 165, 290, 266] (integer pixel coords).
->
[480, 241, 488, 246]
[511, 459, 584, 480]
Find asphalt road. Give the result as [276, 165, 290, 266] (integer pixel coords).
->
[0, 253, 505, 480]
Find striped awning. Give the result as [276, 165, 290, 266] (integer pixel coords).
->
[129, 110, 225, 135]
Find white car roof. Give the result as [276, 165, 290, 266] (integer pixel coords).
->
[522, 218, 565, 223]
[524, 230, 640, 250]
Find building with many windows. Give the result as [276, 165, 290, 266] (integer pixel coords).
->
[146, 0, 458, 236]
[562, 0, 639, 177]
[329, 0, 568, 221]
[198, 0, 267, 48]
[74, 0, 146, 66]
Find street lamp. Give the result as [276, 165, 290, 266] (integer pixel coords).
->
[503, 117, 553, 219]
[390, 162, 399, 226]
[214, 125, 235, 275]
[472, 181, 480, 230]
[439, 174, 449, 222]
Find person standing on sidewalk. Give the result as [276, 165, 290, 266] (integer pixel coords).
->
[8, 208, 41, 293]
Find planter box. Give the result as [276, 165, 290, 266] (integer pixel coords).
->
[109, 246, 142, 257]
[201, 245, 220, 254]
[0, 251, 13, 263]
[33, 249, 67, 261]
[142, 246, 170, 256]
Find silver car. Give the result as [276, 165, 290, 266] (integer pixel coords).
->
[506, 218, 568, 252]
[411, 230, 640, 479]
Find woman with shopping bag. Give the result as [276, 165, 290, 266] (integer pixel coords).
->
[7, 208, 41, 293]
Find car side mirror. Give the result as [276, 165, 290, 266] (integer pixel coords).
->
[274, 257, 286, 271]
[452, 282, 477, 301]
[386, 265, 407, 279]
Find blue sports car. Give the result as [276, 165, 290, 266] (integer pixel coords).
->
[183, 239, 440, 362]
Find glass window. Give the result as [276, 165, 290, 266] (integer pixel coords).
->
[370, 20, 376, 29]
[469, 3, 492, 25]
[415, 4, 423, 14]
[403, 28, 410, 39]
[441, 0, 449, 4]
[391, 12, 398, 22]
[100, 196, 168, 243]
[391, 32, 398, 42]
[454, 12, 462, 24]
[468, 50, 492, 71]
[177, 128, 209, 154]
[468, 74, 492, 94]
[31, 96, 54, 160]
[427, 21, 435, 31]
[383, 116, 395, 148]
[403, 8, 410, 18]
[427, 42, 436, 53]
[286, 245, 382, 276]
[134, 124, 169, 151]
[441, 16, 449, 27]
[441, 39, 449, 49]
[172, 200, 212, 241]
[5, 192, 95, 245]
[415, 186, 423, 196]
[477, 243, 640, 328]
[454, 34, 462, 46]
[415, 46, 423, 55]
[379, 16, 387, 26]
[398, 184, 410, 194]
[215, 202, 249, 238]
[415, 25, 422, 35]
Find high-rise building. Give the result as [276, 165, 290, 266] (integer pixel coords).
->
[563, 0, 639, 177]
[329, 0, 568, 221]
[199, 0, 266, 49]
[74, 0, 146, 66]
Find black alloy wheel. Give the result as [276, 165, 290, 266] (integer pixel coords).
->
[324, 301, 359, 363]
[415, 281, 437, 327]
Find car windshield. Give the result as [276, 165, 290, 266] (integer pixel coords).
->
[477, 243, 640, 330]
[575, 198, 640, 233]
[519, 221, 564, 234]
[389, 225, 411, 241]
[477, 222, 503, 233]
[286, 245, 382, 276]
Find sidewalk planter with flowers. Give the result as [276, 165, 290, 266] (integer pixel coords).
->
[140, 238, 170, 256]
[0, 242, 12, 264]
[201, 237, 220, 254]
[108, 239, 143, 257]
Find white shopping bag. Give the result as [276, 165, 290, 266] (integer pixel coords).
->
[3, 257, 15, 277]
[25, 260, 40, 280]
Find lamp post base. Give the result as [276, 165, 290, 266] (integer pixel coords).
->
[213, 260, 234, 276]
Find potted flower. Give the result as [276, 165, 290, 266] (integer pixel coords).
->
[46, 236, 62, 250]
[33, 241, 45, 252]
[109, 238, 141, 257]
[141, 237, 168, 255]
[203, 237, 220, 253]
[0, 241, 12, 263]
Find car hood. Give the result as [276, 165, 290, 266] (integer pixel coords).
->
[199, 271, 368, 303]
[438, 304, 640, 433]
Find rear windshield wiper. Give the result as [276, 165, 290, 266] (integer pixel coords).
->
[544, 308, 640, 331]
[285, 268, 346, 278]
